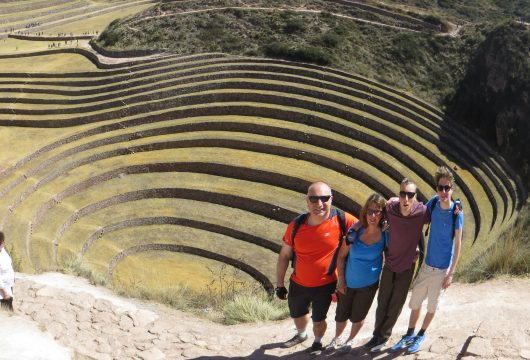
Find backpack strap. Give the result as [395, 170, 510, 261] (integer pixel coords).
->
[326, 209, 347, 276]
[290, 213, 308, 269]
[424, 196, 439, 237]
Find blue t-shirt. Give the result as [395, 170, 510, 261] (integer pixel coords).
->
[344, 227, 387, 288]
[425, 196, 464, 269]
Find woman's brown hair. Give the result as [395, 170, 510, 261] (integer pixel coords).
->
[359, 193, 387, 228]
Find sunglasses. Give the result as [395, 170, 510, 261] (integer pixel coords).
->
[308, 195, 332, 203]
[437, 184, 452, 192]
[367, 209, 382, 216]
[399, 191, 416, 199]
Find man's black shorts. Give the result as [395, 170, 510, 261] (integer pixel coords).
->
[288, 280, 336, 322]
[335, 281, 378, 323]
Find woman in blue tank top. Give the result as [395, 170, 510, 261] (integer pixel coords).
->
[326, 193, 388, 353]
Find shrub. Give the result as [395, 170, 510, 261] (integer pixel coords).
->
[457, 205, 530, 282]
[223, 294, 289, 325]
[283, 18, 306, 34]
[263, 41, 332, 65]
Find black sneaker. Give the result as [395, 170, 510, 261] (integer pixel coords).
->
[309, 342, 323, 356]
[363, 337, 387, 352]
[282, 333, 308, 348]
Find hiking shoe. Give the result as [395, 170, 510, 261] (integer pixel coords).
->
[338, 339, 355, 354]
[390, 334, 416, 352]
[282, 333, 308, 348]
[309, 342, 323, 356]
[325, 337, 343, 351]
[407, 334, 426, 354]
[363, 336, 387, 353]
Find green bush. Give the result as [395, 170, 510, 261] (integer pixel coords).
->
[263, 41, 332, 65]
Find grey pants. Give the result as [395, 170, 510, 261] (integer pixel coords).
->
[373, 266, 414, 340]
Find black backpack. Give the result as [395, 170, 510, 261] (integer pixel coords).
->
[290, 208, 347, 276]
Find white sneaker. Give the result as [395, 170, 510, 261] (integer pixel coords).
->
[326, 337, 343, 350]
[338, 339, 355, 354]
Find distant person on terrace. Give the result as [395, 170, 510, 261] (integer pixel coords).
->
[327, 193, 389, 354]
[0, 231, 15, 311]
[275, 182, 357, 355]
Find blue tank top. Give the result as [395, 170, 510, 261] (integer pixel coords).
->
[345, 227, 387, 288]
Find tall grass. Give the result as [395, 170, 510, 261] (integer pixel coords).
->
[458, 204, 530, 282]
[62, 256, 109, 286]
[113, 263, 289, 324]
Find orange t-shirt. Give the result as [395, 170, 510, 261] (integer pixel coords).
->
[283, 212, 357, 287]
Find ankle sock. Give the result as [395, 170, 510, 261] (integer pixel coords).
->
[406, 328, 415, 336]
[314, 336, 323, 344]
[297, 329, 307, 338]
[417, 329, 426, 337]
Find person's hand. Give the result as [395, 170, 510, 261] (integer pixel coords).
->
[275, 286, 288, 300]
[442, 274, 453, 289]
[453, 199, 463, 215]
[413, 248, 419, 262]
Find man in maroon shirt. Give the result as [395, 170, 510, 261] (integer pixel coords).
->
[363, 178, 429, 352]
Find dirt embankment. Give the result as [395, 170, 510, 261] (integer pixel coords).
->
[1, 273, 529, 359]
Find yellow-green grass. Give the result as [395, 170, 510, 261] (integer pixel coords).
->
[1, 1, 153, 37]
[92, 225, 277, 286]
[0, 52, 97, 71]
[0, 109, 478, 242]
[1, 56, 508, 222]
[0, 53, 510, 218]
[39, 2, 155, 35]
[112, 251, 258, 293]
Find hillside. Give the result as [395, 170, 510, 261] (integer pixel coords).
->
[96, 0, 530, 189]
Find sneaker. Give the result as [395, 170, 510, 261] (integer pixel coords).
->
[325, 337, 343, 351]
[309, 342, 323, 355]
[338, 339, 355, 354]
[363, 336, 387, 353]
[390, 334, 416, 352]
[407, 334, 426, 354]
[282, 333, 308, 348]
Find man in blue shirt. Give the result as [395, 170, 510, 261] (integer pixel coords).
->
[390, 166, 464, 354]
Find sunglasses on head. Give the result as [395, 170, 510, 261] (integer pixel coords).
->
[308, 195, 331, 203]
[399, 191, 416, 199]
[437, 184, 452, 192]
[366, 209, 382, 216]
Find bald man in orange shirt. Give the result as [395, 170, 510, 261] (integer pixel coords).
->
[276, 182, 357, 355]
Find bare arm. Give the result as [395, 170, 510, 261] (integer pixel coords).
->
[276, 243, 293, 288]
[443, 228, 462, 289]
[336, 240, 350, 294]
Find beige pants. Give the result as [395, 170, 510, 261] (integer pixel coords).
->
[409, 264, 447, 313]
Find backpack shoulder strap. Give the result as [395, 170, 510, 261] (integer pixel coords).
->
[336, 209, 347, 237]
[291, 213, 308, 249]
[424, 197, 439, 237]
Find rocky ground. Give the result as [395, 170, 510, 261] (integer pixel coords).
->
[1, 273, 529, 359]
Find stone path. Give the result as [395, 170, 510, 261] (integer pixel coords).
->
[4, 273, 530, 359]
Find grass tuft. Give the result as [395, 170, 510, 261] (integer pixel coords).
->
[62, 256, 109, 287]
[223, 294, 290, 325]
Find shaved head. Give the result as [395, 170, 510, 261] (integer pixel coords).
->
[307, 181, 332, 195]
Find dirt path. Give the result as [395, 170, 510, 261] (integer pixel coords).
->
[2, 273, 530, 359]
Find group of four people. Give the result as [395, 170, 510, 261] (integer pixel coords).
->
[276, 165, 463, 355]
